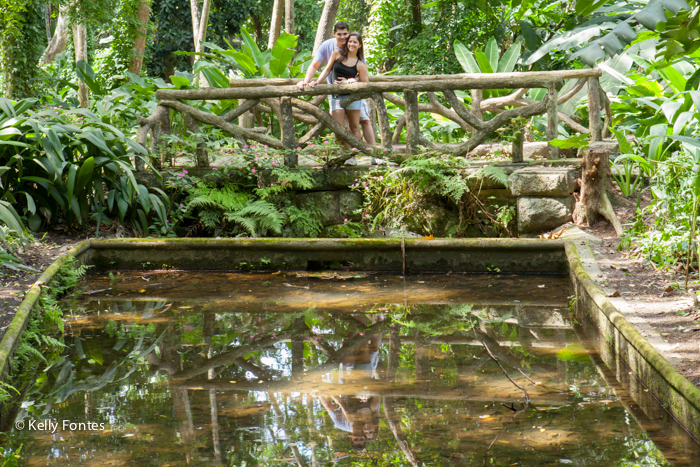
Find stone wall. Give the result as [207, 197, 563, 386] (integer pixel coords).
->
[153, 160, 582, 237]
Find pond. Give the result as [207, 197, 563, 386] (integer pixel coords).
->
[5, 271, 700, 466]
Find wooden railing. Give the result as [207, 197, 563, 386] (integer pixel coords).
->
[136, 69, 608, 169]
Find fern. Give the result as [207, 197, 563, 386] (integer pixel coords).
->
[255, 167, 315, 200]
[198, 211, 222, 230]
[473, 165, 509, 189]
[225, 200, 286, 236]
[187, 184, 248, 212]
[226, 214, 258, 236]
[286, 206, 324, 237]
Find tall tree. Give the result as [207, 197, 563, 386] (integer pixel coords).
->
[40, 6, 68, 65]
[128, 0, 151, 74]
[189, 0, 212, 84]
[268, 0, 283, 48]
[284, 0, 294, 35]
[313, 0, 340, 56]
[72, 22, 89, 107]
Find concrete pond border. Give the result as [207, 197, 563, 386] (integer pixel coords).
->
[1, 237, 699, 444]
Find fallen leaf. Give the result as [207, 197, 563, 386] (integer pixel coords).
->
[421, 235, 434, 241]
[665, 286, 674, 292]
[608, 291, 620, 297]
[139, 289, 146, 293]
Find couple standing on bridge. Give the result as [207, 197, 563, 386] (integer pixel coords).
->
[296, 22, 386, 166]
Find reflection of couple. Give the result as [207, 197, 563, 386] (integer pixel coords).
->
[317, 330, 382, 450]
[297, 22, 378, 165]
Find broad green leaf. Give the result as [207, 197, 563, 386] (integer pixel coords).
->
[272, 32, 298, 60]
[658, 65, 686, 94]
[197, 65, 230, 88]
[484, 38, 499, 72]
[497, 43, 521, 73]
[518, 19, 539, 51]
[0, 201, 24, 234]
[66, 164, 78, 204]
[137, 184, 150, 214]
[576, 0, 610, 16]
[76, 61, 103, 96]
[169, 76, 191, 88]
[454, 40, 480, 73]
[24, 193, 36, 215]
[474, 50, 494, 73]
[75, 157, 95, 195]
[609, 127, 633, 154]
[241, 27, 266, 73]
[80, 130, 115, 157]
[226, 51, 258, 75]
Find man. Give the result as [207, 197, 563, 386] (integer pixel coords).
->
[297, 22, 377, 163]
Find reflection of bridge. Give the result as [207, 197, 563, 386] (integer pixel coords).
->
[137, 69, 607, 168]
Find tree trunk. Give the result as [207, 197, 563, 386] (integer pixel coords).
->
[284, 0, 294, 35]
[40, 8, 68, 66]
[573, 148, 623, 235]
[313, 0, 340, 56]
[72, 23, 89, 108]
[189, 0, 201, 50]
[189, 0, 212, 85]
[251, 13, 263, 41]
[128, 0, 150, 75]
[196, 0, 212, 51]
[407, 0, 422, 37]
[268, 0, 284, 49]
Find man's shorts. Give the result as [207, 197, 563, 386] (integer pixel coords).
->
[329, 96, 370, 121]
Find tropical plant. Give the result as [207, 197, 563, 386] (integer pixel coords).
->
[180, 28, 312, 82]
[0, 96, 169, 234]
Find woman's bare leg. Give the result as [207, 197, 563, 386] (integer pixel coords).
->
[346, 110, 361, 143]
[331, 109, 349, 149]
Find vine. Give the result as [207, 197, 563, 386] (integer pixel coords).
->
[0, 0, 46, 98]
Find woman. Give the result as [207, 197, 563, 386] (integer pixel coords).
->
[310, 33, 369, 154]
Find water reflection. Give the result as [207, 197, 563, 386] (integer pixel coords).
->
[2, 271, 694, 466]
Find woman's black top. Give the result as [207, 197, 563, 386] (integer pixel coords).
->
[331, 57, 359, 98]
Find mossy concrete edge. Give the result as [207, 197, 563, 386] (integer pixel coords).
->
[0, 240, 91, 381]
[565, 240, 700, 439]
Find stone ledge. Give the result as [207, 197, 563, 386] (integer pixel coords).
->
[509, 167, 578, 197]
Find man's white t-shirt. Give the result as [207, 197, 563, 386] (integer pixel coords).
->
[315, 38, 366, 84]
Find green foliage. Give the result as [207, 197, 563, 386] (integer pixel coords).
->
[0, 0, 46, 98]
[366, 0, 510, 74]
[0, 257, 87, 406]
[354, 153, 512, 237]
[285, 206, 323, 237]
[0, 95, 170, 235]
[184, 28, 311, 80]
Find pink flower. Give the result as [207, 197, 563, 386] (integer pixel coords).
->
[365, 214, 370, 218]
[359, 333, 364, 336]
[344, 218, 348, 222]
[212, 167, 218, 171]
[252, 168, 256, 173]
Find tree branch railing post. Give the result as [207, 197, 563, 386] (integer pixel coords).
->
[279, 96, 297, 166]
[404, 90, 420, 156]
[546, 84, 559, 159]
[587, 76, 603, 142]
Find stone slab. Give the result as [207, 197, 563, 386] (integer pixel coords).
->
[517, 196, 574, 234]
[509, 167, 578, 197]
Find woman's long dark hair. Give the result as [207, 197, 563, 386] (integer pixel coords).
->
[340, 32, 364, 62]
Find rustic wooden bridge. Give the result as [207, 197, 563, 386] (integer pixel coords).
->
[137, 68, 609, 169]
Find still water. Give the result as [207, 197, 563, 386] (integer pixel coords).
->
[5, 271, 700, 466]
